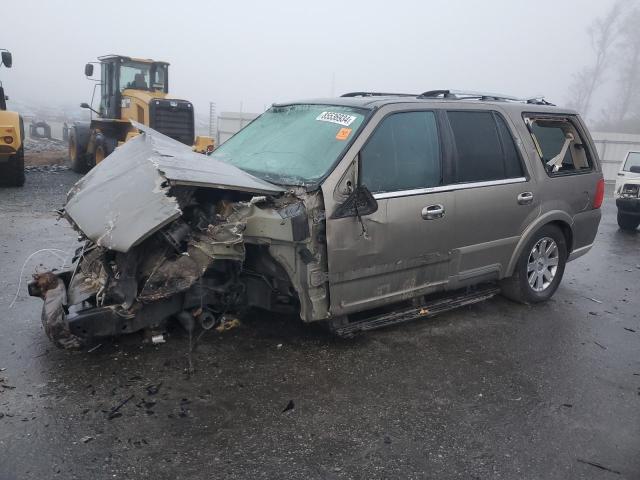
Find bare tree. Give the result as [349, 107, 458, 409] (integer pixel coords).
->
[567, 1, 625, 117]
[609, 7, 640, 123]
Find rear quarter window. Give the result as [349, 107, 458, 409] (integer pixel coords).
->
[524, 115, 593, 176]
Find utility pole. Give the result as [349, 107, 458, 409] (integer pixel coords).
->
[208, 102, 216, 141]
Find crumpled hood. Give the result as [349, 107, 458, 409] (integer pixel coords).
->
[64, 122, 283, 253]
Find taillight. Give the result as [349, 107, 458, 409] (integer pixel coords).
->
[3, 136, 13, 144]
[593, 178, 605, 209]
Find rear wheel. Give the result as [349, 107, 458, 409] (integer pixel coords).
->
[94, 144, 106, 164]
[92, 133, 116, 166]
[0, 147, 25, 187]
[617, 212, 639, 231]
[69, 132, 88, 173]
[501, 225, 567, 304]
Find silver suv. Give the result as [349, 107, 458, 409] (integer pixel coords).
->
[29, 90, 604, 347]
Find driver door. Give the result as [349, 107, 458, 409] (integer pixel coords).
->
[323, 107, 455, 316]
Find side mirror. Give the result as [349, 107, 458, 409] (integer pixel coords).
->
[1, 51, 12, 68]
[80, 102, 91, 109]
[84, 63, 94, 77]
[630, 165, 640, 174]
[330, 185, 378, 219]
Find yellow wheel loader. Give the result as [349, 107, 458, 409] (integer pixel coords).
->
[70, 55, 214, 173]
[0, 49, 24, 187]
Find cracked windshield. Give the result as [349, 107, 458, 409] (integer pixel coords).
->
[211, 104, 366, 185]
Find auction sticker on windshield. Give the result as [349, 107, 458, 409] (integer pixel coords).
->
[316, 111, 357, 127]
[335, 128, 352, 140]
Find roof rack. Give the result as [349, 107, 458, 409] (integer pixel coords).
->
[341, 91, 417, 98]
[418, 89, 522, 101]
[417, 89, 555, 106]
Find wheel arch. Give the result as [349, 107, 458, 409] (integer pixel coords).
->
[505, 211, 574, 277]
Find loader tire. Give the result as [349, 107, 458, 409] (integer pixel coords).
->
[69, 131, 88, 173]
[0, 147, 25, 187]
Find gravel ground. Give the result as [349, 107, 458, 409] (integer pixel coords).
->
[0, 172, 638, 480]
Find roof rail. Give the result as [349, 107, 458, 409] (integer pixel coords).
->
[525, 97, 555, 106]
[418, 89, 522, 101]
[418, 89, 555, 105]
[341, 91, 417, 98]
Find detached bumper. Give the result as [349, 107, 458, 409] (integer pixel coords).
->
[28, 272, 83, 349]
[29, 271, 183, 349]
[616, 198, 640, 216]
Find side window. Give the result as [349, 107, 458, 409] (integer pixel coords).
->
[495, 115, 524, 179]
[447, 111, 524, 183]
[526, 116, 592, 175]
[623, 152, 640, 172]
[360, 111, 441, 193]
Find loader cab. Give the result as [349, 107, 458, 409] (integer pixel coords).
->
[90, 55, 169, 120]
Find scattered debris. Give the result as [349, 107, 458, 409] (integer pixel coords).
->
[87, 344, 102, 353]
[281, 400, 295, 413]
[561, 403, 573, 408]
[146, 382, 162, 396]
[576, 458, 621, 475]
[107, 394, 134, 420]
[80, 436, 94, 444]
[151, 334, 166, 345]
[24, 165, 70, 173]
[216, 317, 241, 333]
[585, 297, 603, 304]
[594, 341, 607, 350]
[623, 327, 636, 333]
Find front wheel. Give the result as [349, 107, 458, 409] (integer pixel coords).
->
[501, 225, 567, 304]
[617, 212, 640, 231]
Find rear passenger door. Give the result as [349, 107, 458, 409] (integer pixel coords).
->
[446, 110, 538, 283]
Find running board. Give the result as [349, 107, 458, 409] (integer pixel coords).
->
[333, 286, 500, 338]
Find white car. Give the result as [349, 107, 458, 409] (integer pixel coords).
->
[614, 151, 640, 230]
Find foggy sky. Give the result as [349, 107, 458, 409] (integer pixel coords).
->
[2, 0, 616, 118]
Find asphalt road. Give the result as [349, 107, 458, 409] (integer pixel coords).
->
[0, 171, 638, 480]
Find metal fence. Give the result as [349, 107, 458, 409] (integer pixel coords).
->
[591, 132, 640, 182]
[216, 111, 259, 146]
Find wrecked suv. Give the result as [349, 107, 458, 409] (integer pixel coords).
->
[29, 90, 603, 348]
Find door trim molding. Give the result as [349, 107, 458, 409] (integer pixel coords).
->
[372, 177, 528, 200]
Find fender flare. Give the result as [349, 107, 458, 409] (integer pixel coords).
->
[505, 210, 574, 277]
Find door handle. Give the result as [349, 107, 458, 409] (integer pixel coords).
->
[421, 204, 445, 220]
[517, 192, 534, 205]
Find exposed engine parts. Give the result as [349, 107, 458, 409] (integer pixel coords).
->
[28, 126, 327, 348]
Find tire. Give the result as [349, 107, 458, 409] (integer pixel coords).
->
[69, 129, 88, 173]
[0, 147, 25, 187]
[617, 212, 640, 231]
[501, 225, 567, 304]
[92, 133, 116, 165]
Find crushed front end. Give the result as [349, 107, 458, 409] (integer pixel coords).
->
[29, 125, 330, 348]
